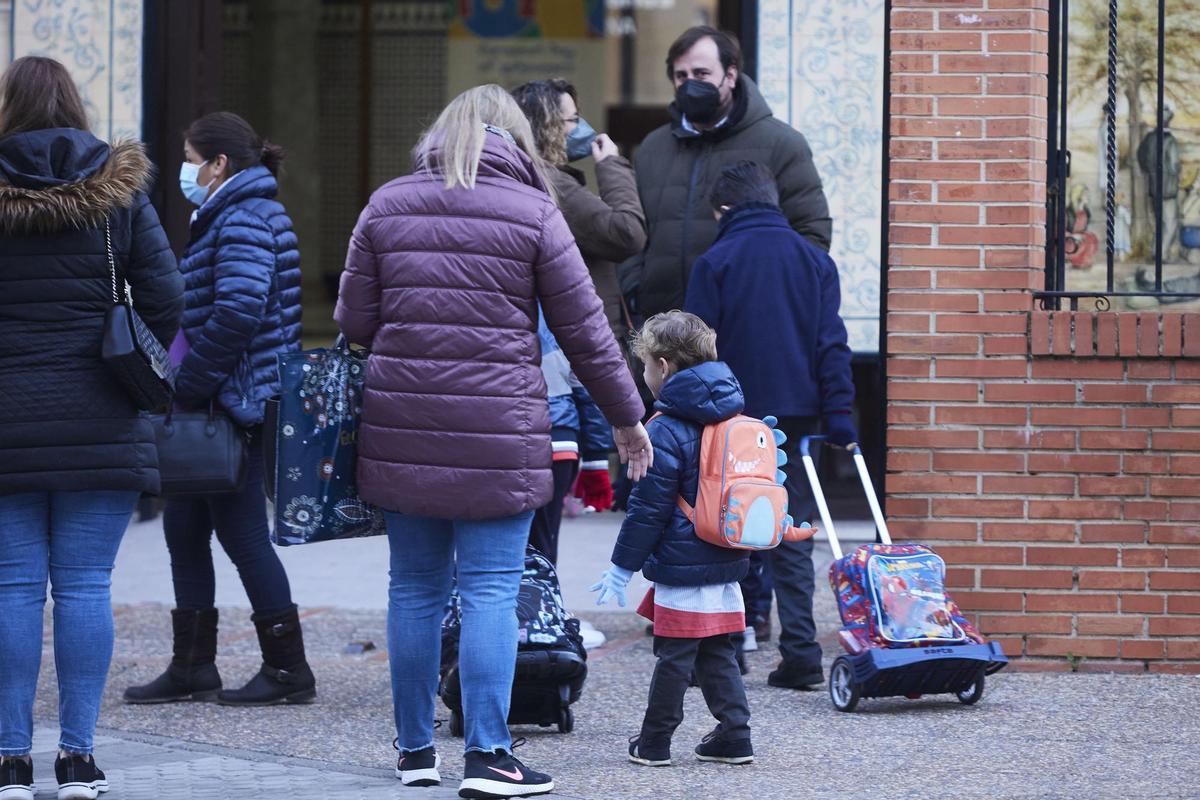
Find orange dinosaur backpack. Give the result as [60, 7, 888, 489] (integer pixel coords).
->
[673, 415, 805, 550]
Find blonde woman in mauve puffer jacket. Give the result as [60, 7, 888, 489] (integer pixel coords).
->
[335, 84, 651, 798]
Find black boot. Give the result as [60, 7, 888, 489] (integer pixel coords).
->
[217, 605, 316, 706]
[124, 608, 222, 703]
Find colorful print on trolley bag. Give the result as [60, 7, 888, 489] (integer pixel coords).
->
[670, 413, 815, 550]
[270, 337, 386, 545]
[830, 543, 984, 653]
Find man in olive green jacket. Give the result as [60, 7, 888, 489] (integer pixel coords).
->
[628, 26, 832, 319]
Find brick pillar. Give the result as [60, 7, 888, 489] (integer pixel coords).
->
[886, 1, 1199, 673]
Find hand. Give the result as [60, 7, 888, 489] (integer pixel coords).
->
[575, 468, 614, 511]
[824, 413, 858, 450]
[613, 423, 653, 482]
[589, 565, 634, 607]
[591, 133, 619, 163]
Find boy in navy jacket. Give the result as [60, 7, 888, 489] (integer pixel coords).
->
[591, 312, 755, 767]
[684, 161, 857, 690]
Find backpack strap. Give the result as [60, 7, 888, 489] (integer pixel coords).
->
[676, 496, 695, 522]
[646, 412, 696, 521]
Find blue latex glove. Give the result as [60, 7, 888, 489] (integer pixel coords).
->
[590, 565, 634, 607]
[824, 412, 858, 449]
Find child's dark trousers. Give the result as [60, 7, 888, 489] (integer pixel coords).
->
[639, 633, 750, 748]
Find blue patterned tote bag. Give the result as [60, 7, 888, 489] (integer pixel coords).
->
[269, 337, 386, 545]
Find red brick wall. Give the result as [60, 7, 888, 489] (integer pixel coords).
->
[886, 1, 1200, 672]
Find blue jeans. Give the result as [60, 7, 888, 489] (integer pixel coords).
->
[164, 427, 293, 614]
[385, 511, 533, 755]
[0, 491, 137, 756]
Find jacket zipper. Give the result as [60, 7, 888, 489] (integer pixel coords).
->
[680, 143, 709, 292]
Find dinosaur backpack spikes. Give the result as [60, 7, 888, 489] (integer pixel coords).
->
[676, 415, 795, 550]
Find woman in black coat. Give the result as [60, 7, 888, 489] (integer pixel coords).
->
[0, 56, 183, 799]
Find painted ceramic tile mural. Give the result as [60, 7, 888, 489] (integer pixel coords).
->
[759, 0, 885, 353]
[8, 0, 142, 141]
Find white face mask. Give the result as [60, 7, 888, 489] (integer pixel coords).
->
[179, 161, 212, 206]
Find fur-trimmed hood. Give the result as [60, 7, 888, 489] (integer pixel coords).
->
[0, 128, 153, 235]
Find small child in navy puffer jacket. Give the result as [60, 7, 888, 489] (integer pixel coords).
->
[591, 311, 755, 768]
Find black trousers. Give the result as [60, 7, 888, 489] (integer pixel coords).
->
[764, 416, 823, 670]
[528, 459, 579, 564]
[164, 426, 294, 615]
[640, 634, 750, 746]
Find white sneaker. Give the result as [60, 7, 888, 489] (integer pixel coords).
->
[742, 626, 758, 652]
[579, 619, 607, 650]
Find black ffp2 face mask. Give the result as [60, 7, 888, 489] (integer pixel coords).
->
[675, 77, 727, 125]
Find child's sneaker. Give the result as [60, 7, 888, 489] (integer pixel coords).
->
[694, 730, 754, 764]
[394, 743, 441, 787]
[0, 756, 34, 800]
[741, 625, 758, 652]
[54, 753, 109, 799]
[458, 746, 553, 798]
[627, 734, 671, 767]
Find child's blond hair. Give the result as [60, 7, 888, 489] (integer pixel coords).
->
[631, 311, 718, 371]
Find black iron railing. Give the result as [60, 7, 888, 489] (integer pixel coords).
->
[1039, 0, 1194, 311]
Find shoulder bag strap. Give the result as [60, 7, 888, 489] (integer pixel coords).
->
[104, 217, 130, 305]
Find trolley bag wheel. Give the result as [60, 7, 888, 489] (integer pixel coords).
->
[829, 656, 862, 713]
[558, 707, 574, 733]
[449, 710, 464, 737]
[956, 669, 986, 706]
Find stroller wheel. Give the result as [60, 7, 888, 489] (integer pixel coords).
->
[449, 710, 464, 737]
[956, 670, 985, 706]
[829, 657, 861, 712]
[557, 707, 574, 733]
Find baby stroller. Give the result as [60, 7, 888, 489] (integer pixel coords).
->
[439, 546, 587, 734]
[801, 436, 1008, 712]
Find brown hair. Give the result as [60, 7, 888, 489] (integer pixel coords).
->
[665, 26, 742, 80]
[632, 311, 718, 371]
[0, 56, 90, 137]
[511, 79, 577, 167]
[184, 111, 285, 176]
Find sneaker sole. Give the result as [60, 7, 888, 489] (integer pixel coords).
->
[123, 689, 220, 705]
[627, 754, 672, 767]
[696, 754, 755, 765]
[458, 777, 554, 798]
[56, 782, 101, 800]
[396, 754, 441, 787]
[0, 785, 34, 800]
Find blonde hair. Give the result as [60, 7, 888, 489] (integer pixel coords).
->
[632, 311, 718, 371]
[413, 84, 555, 197]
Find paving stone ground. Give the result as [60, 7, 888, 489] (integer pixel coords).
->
[22, 515, 1200, 799]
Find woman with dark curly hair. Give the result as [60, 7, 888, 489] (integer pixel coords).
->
[512, 79, 647, 552]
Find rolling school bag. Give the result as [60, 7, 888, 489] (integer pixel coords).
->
[438, 547, 587, 735]
[800, 436, 1007, 712]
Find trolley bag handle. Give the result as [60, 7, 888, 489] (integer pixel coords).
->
[798, 436, 893, 561]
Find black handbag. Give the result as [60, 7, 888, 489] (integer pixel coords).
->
[100, 217, 174, 411]
[151, 404, 249, 496]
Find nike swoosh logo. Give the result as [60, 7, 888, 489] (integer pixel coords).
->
[487, 765, 523, 781]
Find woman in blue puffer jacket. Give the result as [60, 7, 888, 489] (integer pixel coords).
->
[123, 112, 312, 708]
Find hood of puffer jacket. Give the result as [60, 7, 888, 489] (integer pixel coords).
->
[0, 128, 152, 235]
[415, 129, 552, 196]
[654, 361, 745, 424]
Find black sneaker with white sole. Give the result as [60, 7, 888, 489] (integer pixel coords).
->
[0, 757, 34, 800]
[394, 742, 441, 787]
[458, 746, 553, 799]
[627, 734, 671, 767]
[694, 730, 754, 765]
[54, 753, 109, 800]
